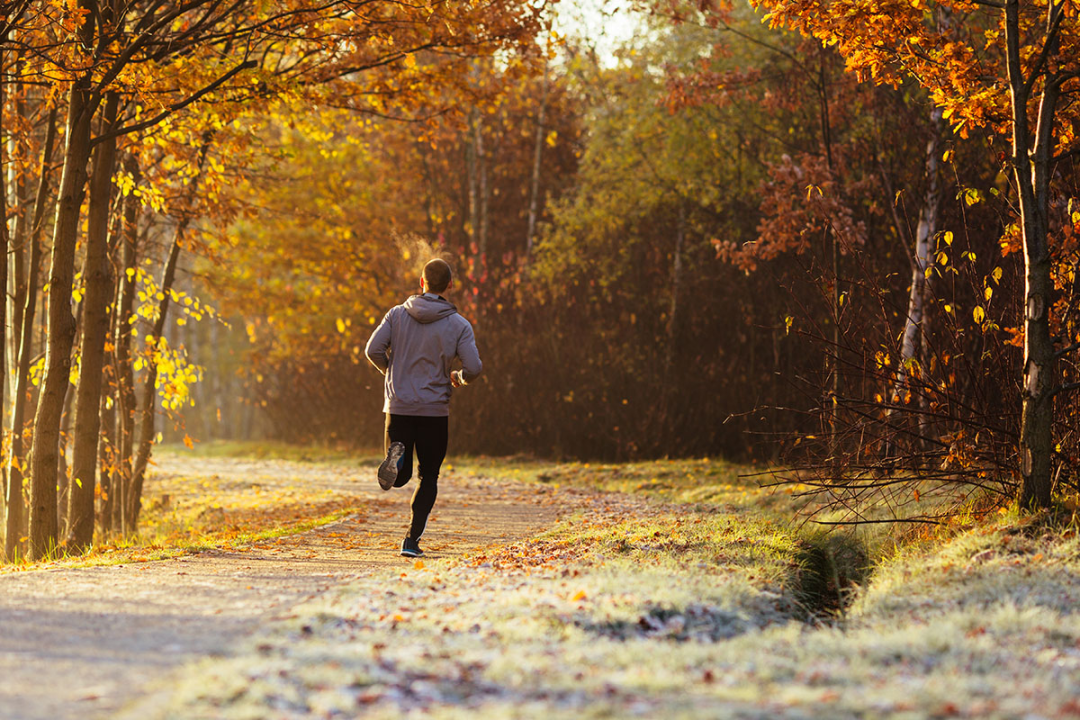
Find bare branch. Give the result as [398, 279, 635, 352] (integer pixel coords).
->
[1023, 0, 1068, 96]
[1053, 381, 1080, 397]
[1054, 341, 1080, 359]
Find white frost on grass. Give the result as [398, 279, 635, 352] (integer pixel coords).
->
[149, 502, 1080, 719]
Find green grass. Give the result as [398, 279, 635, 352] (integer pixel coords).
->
[156, 439, 375, 464]
[447, 455, 823, 523]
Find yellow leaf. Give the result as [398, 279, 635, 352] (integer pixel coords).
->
[571, 589, 587, 602]
[335, 318, 346, 334]
[413, 559, 424, 570]
[973, 306, 985, 324]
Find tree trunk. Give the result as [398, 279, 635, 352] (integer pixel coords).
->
[666, 203, 684, 374]
[466, 109, 479, 246]
[525, 63, 549, 256]
[113, 157, 140, 535]
[1006, 0, 1057, 509]
[97, 346, 116, 535]
[475, 113, 488, 259]
[818, 54, 841, 457]
[127, 220, 187, 529]
[7, 58, 28, 403]
[28, 77, 96, 560]
[897, 109, 942, 376]
[57, 381, 75, 531]
[127, 140, 209, 529]
[67, 92, 118, 551]
[0, 48, 9, 548]
[5, 104, 58, 561]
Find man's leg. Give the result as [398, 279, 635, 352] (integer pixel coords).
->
[407, 415, 449, 541]
[385, 414, 415, 487]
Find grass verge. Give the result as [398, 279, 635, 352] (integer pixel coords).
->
[135, 452, 1080, 719]
[1, 443, 376, 573]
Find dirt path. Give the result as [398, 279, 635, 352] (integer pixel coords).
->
[0, 456, 561, 720]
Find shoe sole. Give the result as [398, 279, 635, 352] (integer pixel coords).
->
[378, 442, 405, 491]
[400, 549, 424, 558]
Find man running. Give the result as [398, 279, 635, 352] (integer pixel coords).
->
[364, 258, 483, 558]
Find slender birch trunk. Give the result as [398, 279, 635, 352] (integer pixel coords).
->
[475, 114, 488, 259]
[1006, 0, 1058, 509]
[525, 63, 548, 256]
[897, 109, 942, 378]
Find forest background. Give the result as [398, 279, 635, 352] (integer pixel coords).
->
[1, 0, 1079, 561]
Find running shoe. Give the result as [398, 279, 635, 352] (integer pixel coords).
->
[401, 537, 424, 558]
[378, 441, 405, 491]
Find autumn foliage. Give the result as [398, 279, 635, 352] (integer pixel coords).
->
[0, 0, 550, 560]
[2, 0, 1078, 562]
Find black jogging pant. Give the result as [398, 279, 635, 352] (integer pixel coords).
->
[385, 413, 448, 541]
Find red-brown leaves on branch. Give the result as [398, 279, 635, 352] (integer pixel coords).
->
[663, 63, 764, 113]
[715, 153, 867, 272]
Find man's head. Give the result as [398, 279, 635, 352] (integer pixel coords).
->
[421, 258, 453, 295]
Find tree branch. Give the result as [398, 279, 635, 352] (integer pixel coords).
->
[1053, 381, 1080, 397]
[811, 516, 946, 526]
[90, 60, 255, 146]
[1054, 341, 1080, 359]
[1023, 0, 1068, 97]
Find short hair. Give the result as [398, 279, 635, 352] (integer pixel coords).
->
[423, 258, 453, 293]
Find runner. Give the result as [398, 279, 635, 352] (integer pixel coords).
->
[364, 258, 483, 558]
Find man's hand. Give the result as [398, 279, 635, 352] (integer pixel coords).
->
[451, 370, 464, 388]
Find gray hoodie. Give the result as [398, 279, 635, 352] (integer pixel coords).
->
[364, 293, 483, 417]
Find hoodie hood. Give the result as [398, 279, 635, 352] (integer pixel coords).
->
[403, 293, 458, 324]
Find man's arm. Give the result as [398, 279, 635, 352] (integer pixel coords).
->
[364, 310, 393, 374]
[454, 322, 483, 385]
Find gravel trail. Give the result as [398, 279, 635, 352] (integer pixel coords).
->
[0, 455, 559, 720]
